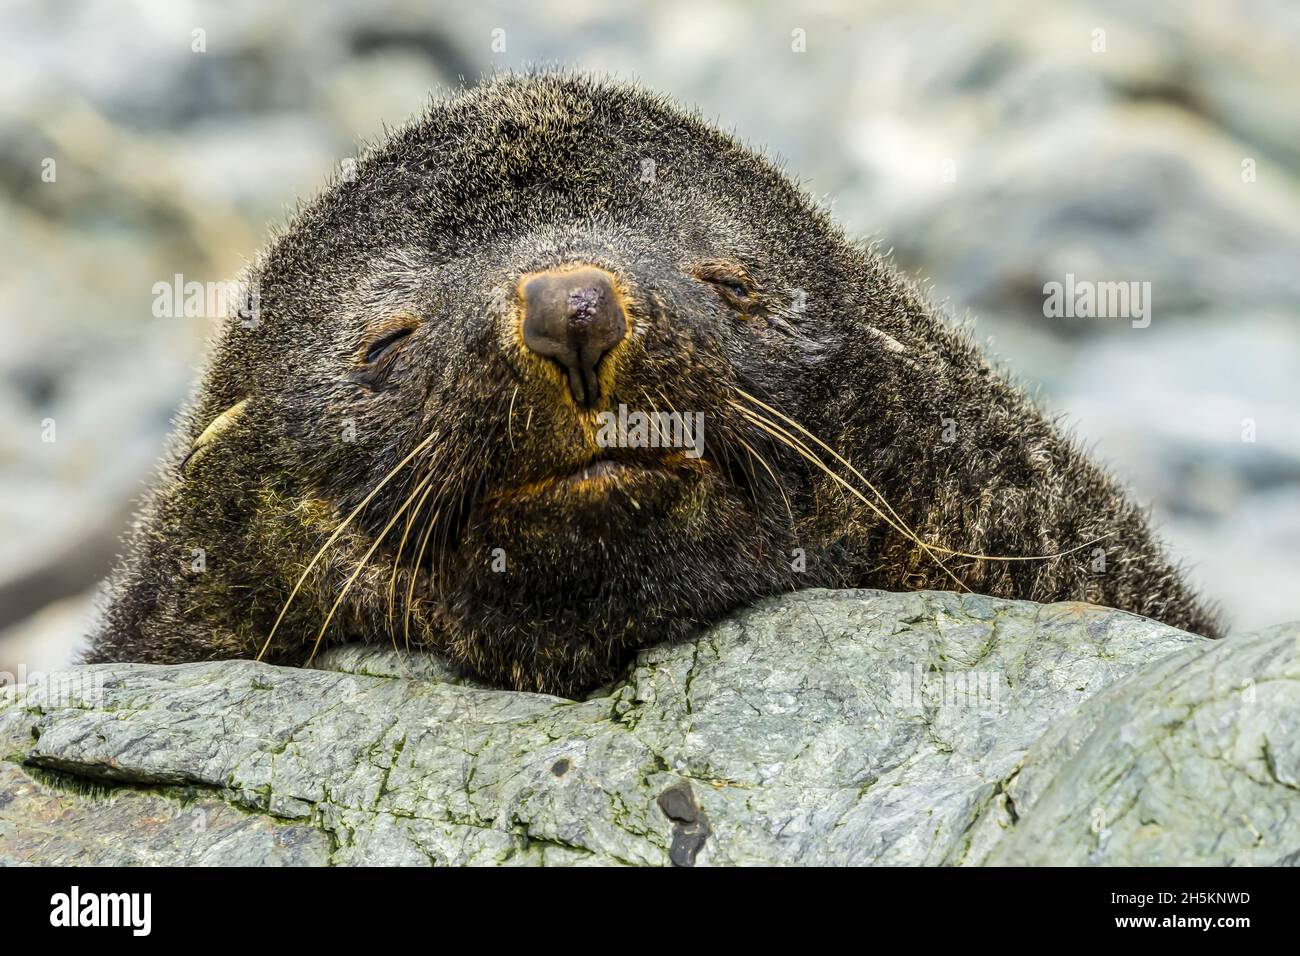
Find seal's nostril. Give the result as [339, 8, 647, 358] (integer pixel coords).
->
[520, 266, 627, 407]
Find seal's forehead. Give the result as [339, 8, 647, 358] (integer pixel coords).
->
[378, 73, 730, 200]
[258, 73, 838, 303]
[283, 78, 683, 253]
[418, 73, 698, 159]
[356, 74, 804, 242]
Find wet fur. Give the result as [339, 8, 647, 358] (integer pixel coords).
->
[87, 73, 1221, 695]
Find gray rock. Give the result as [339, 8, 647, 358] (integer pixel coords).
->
[3, 589, 1295, 866]
[979, 620, 1300, 865]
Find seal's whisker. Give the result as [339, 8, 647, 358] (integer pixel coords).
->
[641, 387, 666, 447]
[257, 430, 440, 662]
[730, 399, 963, 585]
[507, 385, 518, 452]
[404, 503, 441, 651]
[732, 390, 1113, 564]
[733, 431, 793, 526]
[650, 387, 771, 522]
[652, 386, 678, 416]
[385, 439, 458, 640]
[426, 431, 496, 613]
[306, 470, 438, 666]
[387, 475, 437, 639]
[733, 403, 972, 594]
[646, 386, 684, 451]
[727, 431, 765, 519]
[734, 388, 916, 535]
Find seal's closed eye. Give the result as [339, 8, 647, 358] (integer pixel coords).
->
[349, 313, 421, 389]
[693, 259, 758, 311]
[364, 327, 414, 364]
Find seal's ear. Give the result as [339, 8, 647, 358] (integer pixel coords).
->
[180, 397, 248, 473]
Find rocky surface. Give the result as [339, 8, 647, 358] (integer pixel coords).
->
[2, 589, 1296, 866]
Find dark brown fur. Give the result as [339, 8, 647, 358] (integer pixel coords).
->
[86, 72, 1220, 695]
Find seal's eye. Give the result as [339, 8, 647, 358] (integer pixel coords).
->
[363, 327, 413, 364]
[692, 260, 758, 311]
[349, 315, 420, 389]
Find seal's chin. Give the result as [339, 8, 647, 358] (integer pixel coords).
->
[446, 452, 719, 588]
[416, 448, 794, 696]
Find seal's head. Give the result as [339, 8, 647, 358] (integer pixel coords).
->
[91, 72, 1223, 691]
[206, 72, 864, 693]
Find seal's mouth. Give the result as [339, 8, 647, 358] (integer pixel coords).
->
[484, 452, 707, 505]
[554, 457, 647, 489]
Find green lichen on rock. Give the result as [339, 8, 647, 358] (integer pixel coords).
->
[1, 589, 1296, 865]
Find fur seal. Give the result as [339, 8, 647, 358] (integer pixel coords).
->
[86, 72, 1220, 695]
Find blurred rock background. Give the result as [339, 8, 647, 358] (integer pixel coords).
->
[1, 0, 1296, 674]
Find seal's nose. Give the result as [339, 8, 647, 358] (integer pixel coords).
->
[520, 266, 627, 408]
